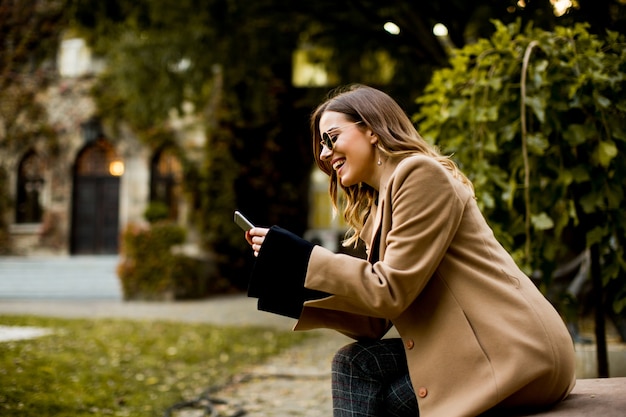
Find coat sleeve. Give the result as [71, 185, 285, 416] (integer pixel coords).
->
[300, 156, 470, 319]
[247, 226, 330, 319]
[248, 226, 392, 340]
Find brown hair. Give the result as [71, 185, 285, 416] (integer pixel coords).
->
[311, 84, 473, 247]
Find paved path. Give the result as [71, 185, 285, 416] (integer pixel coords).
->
[0, 255, 122, 299]
[0, 296, 295, 328]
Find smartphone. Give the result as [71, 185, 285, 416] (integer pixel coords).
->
[234, 210, 255, 231]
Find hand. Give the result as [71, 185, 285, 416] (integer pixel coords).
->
[245, 227, 269, 257]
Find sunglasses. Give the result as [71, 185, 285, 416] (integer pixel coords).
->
[320, 121, 363, 150]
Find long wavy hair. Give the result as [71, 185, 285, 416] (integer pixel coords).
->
[311, 84, 474, 247]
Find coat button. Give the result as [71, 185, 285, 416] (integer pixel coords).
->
[404, 339, 415, 350]
[418, 387, 428, 398]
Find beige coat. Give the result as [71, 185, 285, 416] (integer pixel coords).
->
[295, 155, 576, 417]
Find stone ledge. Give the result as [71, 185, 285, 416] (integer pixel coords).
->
[9, 223, 42, 234]
[514, 377, 626, 416]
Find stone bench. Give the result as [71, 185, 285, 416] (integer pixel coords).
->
[515, 378, 626, 416]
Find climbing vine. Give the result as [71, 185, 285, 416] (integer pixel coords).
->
[414, 20, 626, 315]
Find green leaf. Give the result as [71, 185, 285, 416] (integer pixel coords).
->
[526, 132, 549, 155]
[568, 199, 578, 223]
[531, 212, 554, 230]
[480, 192, 495, 209]
[525, 96, 546, 123]
[475, 105, 499, 122]
[614, 297, 626, 314]
[609, 120, 626, 141]
[484, 130, 498, 153]
[604, 260, 621, 283]
[579, 192, 602, 213]
[558, 169, 574, 187]
[586, 226, 606, 246]
[500, 123, 518, 142]
[502, 177, 517, 209]
[606, 182, 624, 209]
[571, 165, 591, 183]
[448, 99, 467, 118]
[594, 93, 612, 109]
[595, 140, 618, 167]
[563, 124, 587, 146]
[487, 76, 503, 91]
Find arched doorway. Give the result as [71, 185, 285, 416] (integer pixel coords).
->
[70, 138, 122, 254]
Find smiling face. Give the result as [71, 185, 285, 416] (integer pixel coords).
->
[319, 111, 381, 189]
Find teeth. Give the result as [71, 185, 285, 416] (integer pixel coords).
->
[333, 160, 345, 170]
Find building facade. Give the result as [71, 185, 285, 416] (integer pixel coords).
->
[1, 37, 347, 257]
[1, 38, 193, 256]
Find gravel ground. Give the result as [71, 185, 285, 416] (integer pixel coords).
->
[196, 330, 350, 417]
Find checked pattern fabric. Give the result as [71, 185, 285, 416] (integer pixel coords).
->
[331, 338, 419, 417]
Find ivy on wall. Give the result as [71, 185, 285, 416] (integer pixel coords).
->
[414, 20, 626, 315]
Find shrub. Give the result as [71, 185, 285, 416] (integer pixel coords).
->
[143, 201, 171, 224]
[117, 222, 229, 300]
[414, 20, 626, 316]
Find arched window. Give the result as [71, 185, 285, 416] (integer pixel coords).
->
[150, 146, 183, 220]
[75, 138, 120, 176]
[16, 151, 44, 223]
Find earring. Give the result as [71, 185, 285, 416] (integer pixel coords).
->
[374, 142, 382, 166]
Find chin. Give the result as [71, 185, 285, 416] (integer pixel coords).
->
[339, 177, 356, 187]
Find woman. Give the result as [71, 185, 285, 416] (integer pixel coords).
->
[245, 84, 575, 417]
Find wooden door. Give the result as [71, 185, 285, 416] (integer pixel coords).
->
[71, 139, 121, 254]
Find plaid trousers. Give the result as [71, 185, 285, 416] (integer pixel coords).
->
[331, 338, 419, 417]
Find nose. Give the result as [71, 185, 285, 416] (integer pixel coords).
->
[320, 145, 332, 161]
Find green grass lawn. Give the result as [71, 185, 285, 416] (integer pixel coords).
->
[0, 315, 312, 417]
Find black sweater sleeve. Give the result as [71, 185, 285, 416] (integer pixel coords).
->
[247, 226, 330, 319]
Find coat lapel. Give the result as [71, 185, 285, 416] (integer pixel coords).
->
[361, 199, 381, 262]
